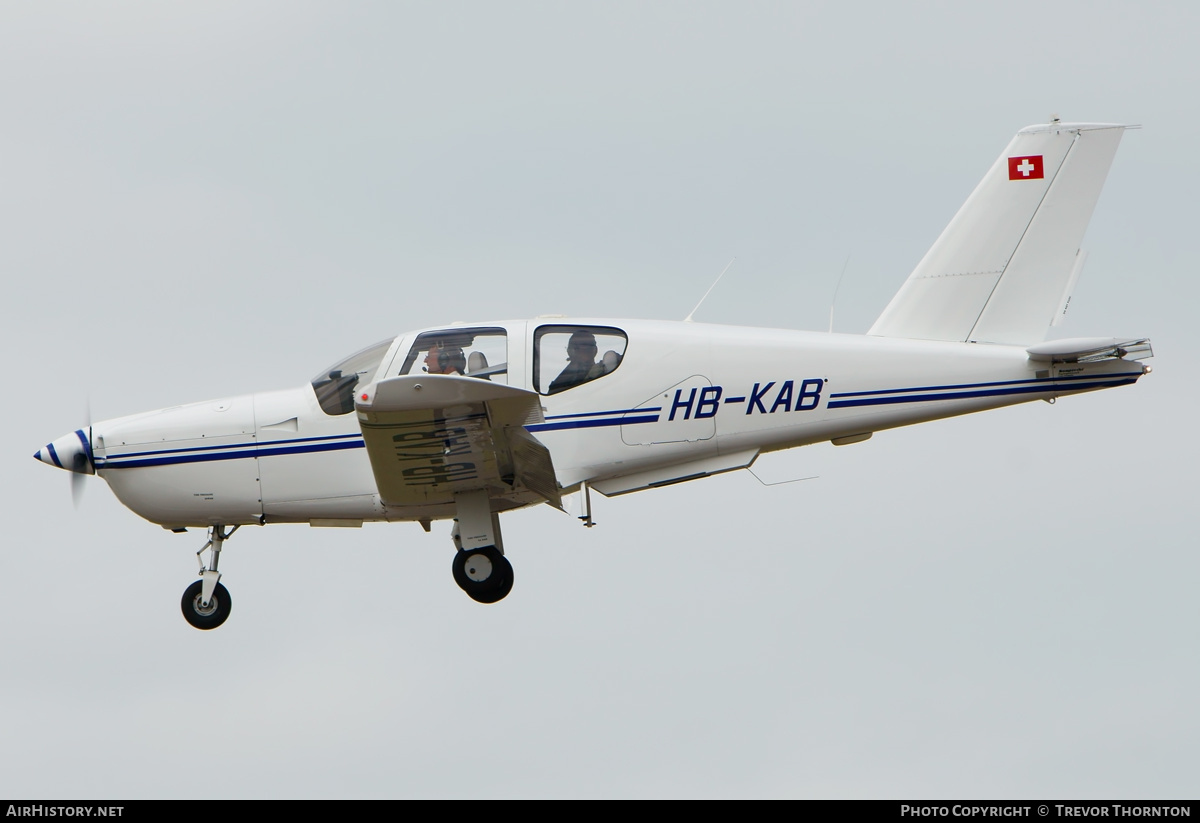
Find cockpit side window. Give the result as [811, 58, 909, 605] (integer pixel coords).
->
[397, 328, 508, 384]
[311, 338, 394, 416]
[534, 325, 628, 395]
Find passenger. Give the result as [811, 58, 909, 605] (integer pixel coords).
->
[550, 331, 609, 392]
[423, 343, 467, 375]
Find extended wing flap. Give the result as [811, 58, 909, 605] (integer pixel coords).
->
[355, 375, 558, 508]
[508, 427, 563, 510]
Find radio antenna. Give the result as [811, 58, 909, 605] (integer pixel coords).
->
[828, 254, 850, 333]
[684, 257, 736, 322]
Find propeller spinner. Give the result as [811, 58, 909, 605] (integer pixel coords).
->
[34, 428, 95, 507]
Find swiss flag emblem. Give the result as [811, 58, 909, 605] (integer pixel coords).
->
[1008, 155, 1044, 180]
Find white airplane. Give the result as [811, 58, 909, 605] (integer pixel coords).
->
[35, 119, 1152, 629]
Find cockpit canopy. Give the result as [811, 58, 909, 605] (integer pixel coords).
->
[310, 322, 631, 415]
[311, 338, 393, 416]
[396, 327, 509, 382]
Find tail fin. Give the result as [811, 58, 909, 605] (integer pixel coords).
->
[869, 121, 1130, 345]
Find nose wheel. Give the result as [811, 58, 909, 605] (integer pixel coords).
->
[181, 579, 232, 630]
[181, 524, 237, 630]
[452, 546, 514, 604]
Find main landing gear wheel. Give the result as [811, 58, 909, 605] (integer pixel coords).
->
[452, 546, 514, 604]
[181, 579, 232, 630]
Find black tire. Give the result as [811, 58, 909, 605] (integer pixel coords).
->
[467, 554, 514, 604]
[181, 579, 232, 630]
[452, 547, 514, 603]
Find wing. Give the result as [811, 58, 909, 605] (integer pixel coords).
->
[354, 375, 562, 510]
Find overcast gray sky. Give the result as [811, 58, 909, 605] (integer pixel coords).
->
[3, 1, 1196, 799]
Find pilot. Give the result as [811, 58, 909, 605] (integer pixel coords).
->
[550, 330, 613, 393]
[423, 342, 467, 375]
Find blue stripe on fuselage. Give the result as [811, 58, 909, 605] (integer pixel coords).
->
[96, 435, 365, 470]
[544, 407, 661, 420]
[828, 371, 1132, 400]
[827, 375, 1137, 409]
[527, 414, 659, 433]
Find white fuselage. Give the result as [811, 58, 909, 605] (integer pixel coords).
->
[84, 318, 1144, 530]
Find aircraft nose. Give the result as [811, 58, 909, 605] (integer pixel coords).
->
[34, 429, 95, 475]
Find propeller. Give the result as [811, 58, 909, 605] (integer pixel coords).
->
[70, 434, 90, 507]
[72, 400, 92, 507]
[34, 401, 97, 508]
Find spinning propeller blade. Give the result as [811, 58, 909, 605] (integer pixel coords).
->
[70, 431, 90, 507]
[34, 402, 94, 508]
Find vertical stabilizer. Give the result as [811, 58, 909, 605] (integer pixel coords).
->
[869, 122, 1128, 345]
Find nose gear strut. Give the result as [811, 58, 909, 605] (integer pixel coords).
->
[181, 525, 238, 630]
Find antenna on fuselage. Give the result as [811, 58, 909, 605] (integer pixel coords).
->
[684, 257, 736, 322]
[828, 254, 851, 333]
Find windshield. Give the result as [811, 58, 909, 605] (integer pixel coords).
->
[396, 327, 508, 383]
[311, 338, 394, 415]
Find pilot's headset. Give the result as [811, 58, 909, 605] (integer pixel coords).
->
[433, 343, 467, 374]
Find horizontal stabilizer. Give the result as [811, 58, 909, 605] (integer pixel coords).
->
[1026, 337, 1153, 363]
[870, 121, 1129, 345]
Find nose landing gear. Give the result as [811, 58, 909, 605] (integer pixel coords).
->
[181, 579, 232, 630]
[181, 525, 237, 630]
